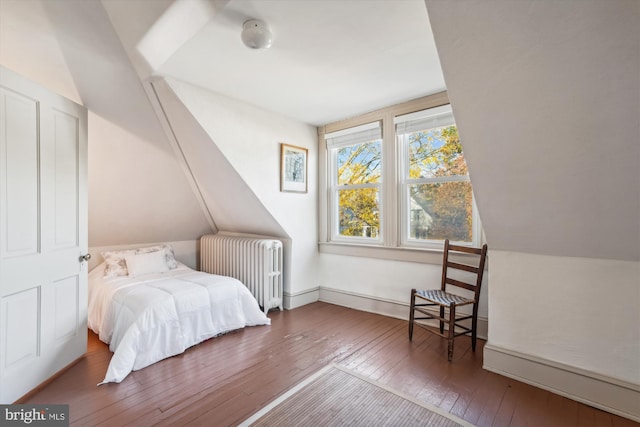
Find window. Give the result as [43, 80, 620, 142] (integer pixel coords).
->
[320, 95, 482, 255]
[326, 122, 382, 242]
[396, 105, 476, 246]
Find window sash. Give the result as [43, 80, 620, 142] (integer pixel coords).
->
[326, 121, 382, 149]
[406, 175, 470, 185]
[328, 125, 383, 243]
[332, 186, 382, 242]
[332, 182, 381, 190]
[395, 104, 455, 135]
[401, 182, 477, 246]
[319, 96, 482, 252]
[397, 108, 477, 248]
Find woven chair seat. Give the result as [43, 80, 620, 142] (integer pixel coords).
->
[415, 289, 474, 307]
[409, 239, 487, 361]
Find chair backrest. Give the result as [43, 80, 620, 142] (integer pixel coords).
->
[440, 239, 488, 300]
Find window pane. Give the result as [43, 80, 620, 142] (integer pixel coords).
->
[337, 140, 381, 185]
[409, 182, 472, 242]
[407, 125, 467, 179]
[339, 188, 380, 238]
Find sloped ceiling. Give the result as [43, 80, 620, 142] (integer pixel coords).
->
[99, 0, 447, 245]
[103, 0, 445, 126]
[425, 0, 640, 261]
[0, 0, 214, 246]
[7, 0, 633, 261]
[150, 78, 287, 238]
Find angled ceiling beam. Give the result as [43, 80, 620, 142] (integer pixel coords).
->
[136, 0, 230, 75]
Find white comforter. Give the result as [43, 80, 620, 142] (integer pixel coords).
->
[88, 263, 270, 384]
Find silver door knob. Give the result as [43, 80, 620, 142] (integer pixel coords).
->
[79, 253, 92, 263]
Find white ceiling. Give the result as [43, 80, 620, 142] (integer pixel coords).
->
[117, 0, 445, 126]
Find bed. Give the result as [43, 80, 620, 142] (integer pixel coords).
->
[88, 245, 271, 384]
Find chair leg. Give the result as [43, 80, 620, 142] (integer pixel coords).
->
[408, 289, 416, 341]
[439, 306, 445, 334]
[447, 305, 456, 361]
[471, 304, 478, 352]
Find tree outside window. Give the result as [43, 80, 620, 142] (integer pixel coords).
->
[335, 139, 381, 238]
[405, 125, 473, 242]
[323, 103, 479, 248]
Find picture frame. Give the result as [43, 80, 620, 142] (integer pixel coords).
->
[280, 143, 308, 193]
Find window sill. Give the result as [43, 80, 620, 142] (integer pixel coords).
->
[318, 241, 447, 265]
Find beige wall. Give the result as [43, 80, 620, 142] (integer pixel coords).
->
[157, 78, 319, 301]
[0, 0, 317, 300]
[87, 111, 213, 246]
[0, 0, 213, 248]
[426, 0, 639, 262]
[488, 251, 639, 383]
[425, 0, 640, 404]
[5, 1, 638, 407]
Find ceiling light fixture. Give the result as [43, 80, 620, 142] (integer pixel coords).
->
[241, 19, 273, 49]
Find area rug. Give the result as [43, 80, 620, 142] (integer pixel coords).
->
[239, 364, 474, 426]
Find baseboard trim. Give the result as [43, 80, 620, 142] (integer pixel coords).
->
[483, 343, 640, 423]
[283, 287, 320, 310]
[318, 286, 488, 340]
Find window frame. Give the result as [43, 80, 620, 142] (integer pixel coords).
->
[318, 92, 483, 262]
[326, 123, 384, 244]
[396, 107, 479, 249]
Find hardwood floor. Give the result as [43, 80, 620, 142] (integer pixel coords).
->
[21, 302, 637, 426]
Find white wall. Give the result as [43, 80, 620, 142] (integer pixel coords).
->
[319, 255, 440, 302]
[88, 111, 213, 246]
[317, 253, 489, 334]
[158, 78, 319, 301]
[426, 0, 640, 262]
[2, 0, 318, 301]
[489, 251, 640, 384]
[0, 0, 80, 103]
[0, 0, 214, 249]
[426, 0, 640, 382]
[425, 0, 640, 418]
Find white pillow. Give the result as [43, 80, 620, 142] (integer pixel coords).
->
[102, 249, 137, 278]
[102, 244, 178, 278]
[136, 244, 179, 269]
[125, 250, 170, 277]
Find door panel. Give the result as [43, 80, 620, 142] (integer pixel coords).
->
[53, 276, 79, 342]
[0, 89, 39, 257]
[0, 66, 88, 403]
[52, 110, 79, 249]
[2, 288, 39, 369]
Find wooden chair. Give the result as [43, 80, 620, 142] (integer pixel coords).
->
[409, 239, 488, 361]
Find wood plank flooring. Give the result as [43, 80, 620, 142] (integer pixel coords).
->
[20, 302, 638, 426]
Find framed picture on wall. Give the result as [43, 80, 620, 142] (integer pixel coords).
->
[280, 143, 308, 193]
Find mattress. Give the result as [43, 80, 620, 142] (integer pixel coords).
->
[88, 263, 271, 384]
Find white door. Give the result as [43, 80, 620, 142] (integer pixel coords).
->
[0, 67, 88, 403]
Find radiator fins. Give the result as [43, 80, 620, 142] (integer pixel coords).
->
[200, 234, 283, 314]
